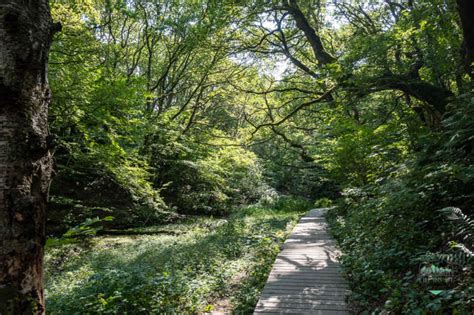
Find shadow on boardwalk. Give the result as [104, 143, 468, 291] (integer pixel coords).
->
[253, 208, 349, 315]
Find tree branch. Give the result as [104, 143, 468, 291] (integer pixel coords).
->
[252, 87, 335, 135]
[285, 0, 335, 66]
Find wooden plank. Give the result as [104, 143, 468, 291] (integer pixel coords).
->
[257, 300, 347, 307]
[257, 296, 347, 303]
[275, 260, 342, 270]
[263, 283, 349, 289]
[268, 272, 345, 278]
[270, 270, 342, 275]
[280, 253, 338, 259]
[266, 278, 347, 285]
[270, 266, 342, 271]
[263, 284, 349, 291]
[262, 289, 349, 296]
[270, 264, 340, 270]
[260, 287, 350, 294]
[256, 301, 349, 311]
[267, 274, 347, 280]
[259, 292, 350, 299]
[255, 308, 348, 315]
[272, 261, 342, 267]
[259, 294, 347, 301]
[271, 268, 342, 272]
[269, 271, 342, 276]
[271, 265, 342, 270]
[259, 292, 348, 297]
[274, 258, 339, 262]
[254, 208, 349, 315]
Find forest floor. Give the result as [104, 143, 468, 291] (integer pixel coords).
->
[44, 200, 309, 314]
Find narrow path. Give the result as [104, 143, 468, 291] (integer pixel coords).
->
[254, 208, 349, 315]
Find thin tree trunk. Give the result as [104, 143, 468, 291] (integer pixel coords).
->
[457, 0, 474, 79]
[0, 1, 58, 313]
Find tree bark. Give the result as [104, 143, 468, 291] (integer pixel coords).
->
[456, 0, 474, 79]
[0, 1, 57, 313]
[286, 0, 335, 67]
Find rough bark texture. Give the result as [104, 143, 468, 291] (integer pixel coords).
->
[0, 1, 56, 313]
[457, 0, 474, 79]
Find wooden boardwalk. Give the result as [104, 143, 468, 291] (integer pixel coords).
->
[254, 208, 349, 315]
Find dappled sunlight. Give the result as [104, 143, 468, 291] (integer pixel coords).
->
[2, 0, 471, 312]
[255, 209, 350, 314]
[44, 202, 310, 313]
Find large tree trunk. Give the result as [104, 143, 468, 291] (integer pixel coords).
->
[0, 1, 57, 313]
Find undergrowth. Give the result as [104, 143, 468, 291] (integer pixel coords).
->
[326, 95, 474, 314]
[44, 197, 311, 314]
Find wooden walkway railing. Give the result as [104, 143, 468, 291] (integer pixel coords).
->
[254, 208, 349, 315]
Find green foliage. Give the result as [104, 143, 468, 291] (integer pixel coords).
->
[44, 0, 473, 313]
[48, 0, 172, 231]
[419, 207, 473, 300]
[44, 200, 307, 314]
[47, 0, 267, 228]
[144, 122, 268, 215]
[327, 95, 474, 313]
[270, 195, 313, 213]
[62, 216, 114, 238]
[314, 197, 333, 208]
[253, 130, 338, 199]
[48, 151, 170, 233]
[324, 116, 411, 186]
[46, 216, 114, 247]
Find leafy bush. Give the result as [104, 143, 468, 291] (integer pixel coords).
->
[48, 150, 170, 235]
[314, 197, 333, 208]
[144, 124, 268, 215]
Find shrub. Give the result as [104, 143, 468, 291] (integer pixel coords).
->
[144, 125, 268, 215]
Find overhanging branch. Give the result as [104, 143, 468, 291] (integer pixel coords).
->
[251, 87, 335, 135]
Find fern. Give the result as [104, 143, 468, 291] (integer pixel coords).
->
[419, 264, 454, 284]
[440, 207, 474, 242]
[440, 207, 474, 268]
[418, 207, 473, 285]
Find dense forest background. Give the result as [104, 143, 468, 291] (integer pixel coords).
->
[14, 0, 474, 313]
[47, 0, 342, 232]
